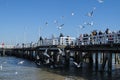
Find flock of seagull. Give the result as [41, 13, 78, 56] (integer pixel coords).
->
[43, 0, 104, 31]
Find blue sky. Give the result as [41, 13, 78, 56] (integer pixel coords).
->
[0, 0, 120, 45]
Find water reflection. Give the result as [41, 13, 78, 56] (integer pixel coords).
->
[0, 57, 120, 80]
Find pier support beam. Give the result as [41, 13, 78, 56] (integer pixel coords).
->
[95, 52, 98, 71]
[115, 53, 117, 64]
[100, 52, 104, 64]
[108, 52, 112, 72]
[79, 51, 83, 68]
[35, 51, 41, 65]
[1, 48, 5, 56]
[74, 52, 79, 64]
[65, 50, 70, 67]
[115, 53, 120, 64]
[49, 51, 54, 67]
[101, 53, 107, 71]
[89, 52, 93, 66]
[74, 51, 83, 68]
[101, 52, 112, 72]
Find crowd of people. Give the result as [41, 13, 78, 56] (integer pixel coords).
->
[79, 28, 120, 45]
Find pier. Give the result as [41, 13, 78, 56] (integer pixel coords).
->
[1, 30, 120, 72]
[1, 43, 120, 72]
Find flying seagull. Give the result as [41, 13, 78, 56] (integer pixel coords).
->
[43, 49, 50, 58]
[58, 48, 63, 55]
[57, 24, 64, 30]
[54, 20, 58, 24]
[87, 7, 96, 17]
[98, 0, 104, 3]
[60, 24, 64, 27]
[57, 26, 62, 30]
[61, 16, 64, 19]
[85, 21, 94, 26]
[73, 62, 81, 68]
[79, 25, 85, 29]
[45, 22, 48, 26]
[87, 11, 94, 17]
[71, 12, 75, 16]
[18, 61, 24, 64]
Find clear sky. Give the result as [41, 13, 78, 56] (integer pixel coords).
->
[0, 0, 120, 45]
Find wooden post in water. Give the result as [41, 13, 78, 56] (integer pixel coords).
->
[101, 52, 112, 72]
[108, 52, 112, 72]
[27, 51, 30, 59]
[29, 50, 33, 60]
[95, 52, 98, 70]
[65, 50, 70, 67]
[101, 52, 107, 71]
[50, 51, 54, 67]
[115, 53, 120, 64]
[79, 51, 83, 68]
[100, 52, 104, 64]
[74, 51, 83, 68]
[115, 53, 117, 64]
[74, 51, 79, 64]
[35, 50, 42, 65]
[2, 48, 5, 56]
[89, 52, 93, 66]
[25, 50, 28, 58]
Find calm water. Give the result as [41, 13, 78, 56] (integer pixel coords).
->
[0, 56, 120, 80]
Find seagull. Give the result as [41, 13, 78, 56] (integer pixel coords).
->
[57, 26, 62, 30]
[58, 48, 63, 55]
[98, 0, 104, 3]
[89, 21, 94, 26]
[43, 49, 50, 57]
[15, 72, 18, 75]
[0, 64, 2, 70]
[54, 20, 58, 24]
[45, 22, 48, 26]
[61, 16, 64, 19]
[45, 59, 50, 64]
[73, 62, 81, 68]
[18, 61, 24, 64]
[84, 22, 87, 25]
[93, 7, 96, 10]
[71, 12, 75, 16]
[60, 24, 64, 27]
[57, 24, 64, 30]
[86, 21, 94, 26]
[87, 11, 94, 17]
[79, 25, 85, 29]
[44, 52, 50, 58]
[87, 7, 96, 17]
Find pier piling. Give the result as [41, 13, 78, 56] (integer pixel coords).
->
[95, 52, 98, 71]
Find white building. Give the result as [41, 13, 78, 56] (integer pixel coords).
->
[42, 38, 59, 46]
[59, 36, 76, 45]
[37, 35, 76, 46]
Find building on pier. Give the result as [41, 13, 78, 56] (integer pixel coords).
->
[59, 36, 76, 46]
[42, 37, 59, 46]
[37, 35, 76, 46]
